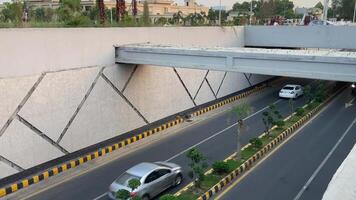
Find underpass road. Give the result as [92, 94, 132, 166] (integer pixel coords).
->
[218, 88, 356, 200]
[11, 78, 312, 200]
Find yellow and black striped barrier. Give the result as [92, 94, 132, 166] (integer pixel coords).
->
[0, 118, 184, 198]
[193, 84, 266, 117]
[0, 82, 270, 198]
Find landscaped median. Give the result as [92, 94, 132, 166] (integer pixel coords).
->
[0, 81, 271, 198]
[166, 83, 346, 200]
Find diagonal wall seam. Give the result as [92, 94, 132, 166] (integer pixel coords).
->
[121, 65, 138, 93]
[0, 155, 24, 172]
[173, 67, 197, 106]
[17, 115, 69, 154]
[243, 73, 252, 86]
[193, 70, 210, 100]
[57, 67, 105, 143]
[0, 73, 45, 137]
[205, 78, 217, 99]
[216, 72, 228, 97]
[101, 73, 149, 124]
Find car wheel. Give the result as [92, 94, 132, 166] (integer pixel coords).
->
[174, 174, 183, 186]
[142, 194, 150, 200]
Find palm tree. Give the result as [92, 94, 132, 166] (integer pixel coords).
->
[98, 0, 106, 24]
[232, 103, 252, 160]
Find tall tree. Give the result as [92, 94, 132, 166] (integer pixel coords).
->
[98, 0, 106, 24]
[314, 1, 324, 10]
[142, 0, 150, 25]
[232, 103, 252, 160]
[115, 0, 125, 22]
[259, 0, 276, 20]
[274, 0, 295, 18]
[1, 2, 23, 23]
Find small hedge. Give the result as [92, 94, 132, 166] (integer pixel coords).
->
[212, 161, 230, 175]
[296, 107, 305, 116]
[249, 138, 263, 149]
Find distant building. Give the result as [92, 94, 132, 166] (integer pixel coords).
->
[211, 5, 226, 11]
[295, 7, 308, 15]
[22, 0, 209, 22]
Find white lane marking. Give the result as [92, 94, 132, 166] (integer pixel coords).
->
[92, 99, 283, 200]
[345, 97, 355, 108]
[293, 117, 356, 200]
[93, 192, 108, 200]
[165, 99, 283, 162]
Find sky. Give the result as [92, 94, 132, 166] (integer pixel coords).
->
[0, 0, 322, 9]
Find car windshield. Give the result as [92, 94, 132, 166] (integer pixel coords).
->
[115, 172, 141, 186]
[283, 86, 295, 90]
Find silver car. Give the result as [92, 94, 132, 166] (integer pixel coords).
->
[108, 162, 183, 200]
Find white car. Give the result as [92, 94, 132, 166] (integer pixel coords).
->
[108, 162, 183, 200]
[279, 84, 303, 99]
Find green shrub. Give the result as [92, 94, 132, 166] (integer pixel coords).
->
[212, 161, 230, 175]
[132, 197, 142, 200]
[249, 138, 263, 149]
[66, 15, 92, 26]
[159, 194, 179, 200]
[128, 179, 141, 190]
[306, 101, 319, 111]
[273, 120, 285, 128]
[295, 107, 305, 116]
[116, 189, 130, 200]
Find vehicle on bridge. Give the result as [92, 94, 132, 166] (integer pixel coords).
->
[352, 83, 356, 95]
[279, 84, 304, 99]
[108, 162, 183, 200]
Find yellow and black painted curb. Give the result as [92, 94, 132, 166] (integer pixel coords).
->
[192, 84, 266, 117]
[0, 81, 269, 198]
[0, 117, 184, 198]
[196, 86, 345, 200]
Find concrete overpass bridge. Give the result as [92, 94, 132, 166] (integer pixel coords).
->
[115, 26, 356, 82]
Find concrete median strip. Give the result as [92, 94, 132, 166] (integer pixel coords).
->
[194, 85, 346, 200]
[0, 81, 269, 198]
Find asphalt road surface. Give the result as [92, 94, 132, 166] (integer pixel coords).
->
[219, 87, 356, 200]
[11, 78, 313, 200]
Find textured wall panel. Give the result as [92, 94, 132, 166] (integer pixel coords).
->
[18, 67, 100, 141]
[124, 65, 195, 122]
[175, 68, 207, 98]
[0, 161, 19, 179]
[206, 70, 226, 95]
[195, 80, 216, 105]
[60, 77, 147, 152]
[0, 119, 64, 169]
[217, 72, 251, 98]
[0, 27, 244, 78]
[103, 64, 135, 92]
[0, 75, 39, 132]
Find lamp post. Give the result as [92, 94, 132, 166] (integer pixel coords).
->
[323, 0, 329, 21]
[219, 0, 222, 25]
[353, 0, 356, 23]
[249, 0, 252, 25]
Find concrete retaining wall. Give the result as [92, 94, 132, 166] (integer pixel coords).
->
[0, 27, 270, 179]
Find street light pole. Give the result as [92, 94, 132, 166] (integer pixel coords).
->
[250, 0, 252, 25]
[219, 0, 222, 26]
[353, 0, 356, 23]
[323, 0, 329, 21]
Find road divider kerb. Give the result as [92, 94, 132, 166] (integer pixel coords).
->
[174, 101, 297, 197]
[195, 85, 346, 200]
[0, 82, 269, 198]
[192, 84, 266, 117]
